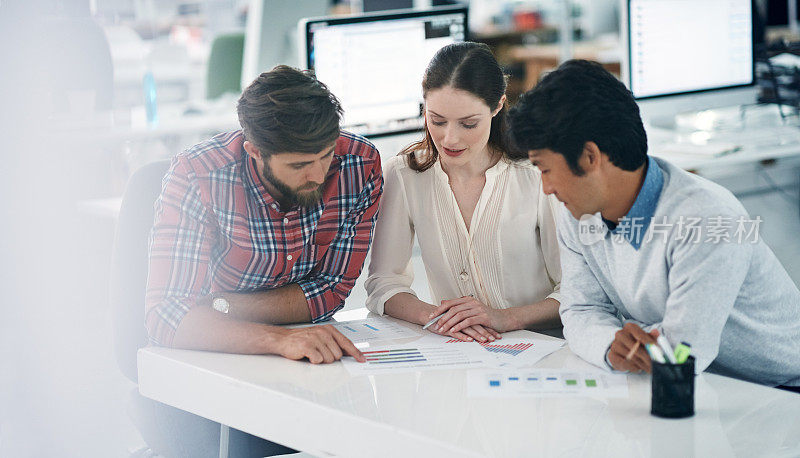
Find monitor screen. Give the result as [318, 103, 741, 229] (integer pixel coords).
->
[628, 0, 754, 100]
[301, 6, 468, 136]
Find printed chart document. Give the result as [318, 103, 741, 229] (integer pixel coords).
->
[330, 317, 421, 344]
[467, 369, 629, 398]
[415, 334, 564, 368]
[342, 341, 491, 375]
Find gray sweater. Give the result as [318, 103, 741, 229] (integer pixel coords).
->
[558, 157, 800, 387]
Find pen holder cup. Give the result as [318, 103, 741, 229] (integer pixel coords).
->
[650, 356, 695, 418]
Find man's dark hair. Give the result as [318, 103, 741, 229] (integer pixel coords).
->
[508, 59, 647, 175]
[237, 65, 342, 156]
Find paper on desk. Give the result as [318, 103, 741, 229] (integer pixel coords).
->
[341, 341, 492, 375]
[467, 369, 628, 398]
[414, 333, 565, 368]
[330, 317, 421, 344]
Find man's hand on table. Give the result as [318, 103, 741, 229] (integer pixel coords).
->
[275, 325, 366, 364]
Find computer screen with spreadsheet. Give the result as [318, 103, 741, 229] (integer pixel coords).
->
[628, 0, 754, 99]
[299, 6, 468, 136]
[623, 0, 757, 125]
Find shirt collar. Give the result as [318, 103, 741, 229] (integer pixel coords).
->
[610, 156, 663, 250]
[432, 157, 510, 182]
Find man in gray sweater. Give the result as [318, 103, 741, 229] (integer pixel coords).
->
[508, 60, 800, 389]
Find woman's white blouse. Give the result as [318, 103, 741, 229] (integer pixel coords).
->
[365, 154, 562, 314]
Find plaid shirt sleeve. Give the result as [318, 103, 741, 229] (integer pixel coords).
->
[296, 152, 384, 322]
[144, 155, 216, 346]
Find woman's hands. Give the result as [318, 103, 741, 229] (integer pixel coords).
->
[426, 296, 508, 342]
[428, 320, 501, 342]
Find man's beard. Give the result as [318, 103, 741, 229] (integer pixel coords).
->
[261, 162, 324, 208]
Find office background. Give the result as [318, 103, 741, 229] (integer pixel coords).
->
[1, 0, 799, 456]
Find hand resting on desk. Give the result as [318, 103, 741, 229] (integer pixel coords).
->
[171, 306, 365, 364]
[428, 319, 501, 343]
[429, 296, 562, 340]
[383, 292, 500, 343]
[275, 325, 366, 364]
[429, 296, 504, 343]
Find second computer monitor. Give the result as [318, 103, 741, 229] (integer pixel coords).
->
[300, 6, 468, 136]
[625, 0, 756, 125]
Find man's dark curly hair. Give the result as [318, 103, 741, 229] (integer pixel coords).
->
[237, 65, 342, 156]
[508, 59, 648, 176]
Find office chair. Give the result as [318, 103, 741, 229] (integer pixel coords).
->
[206, 32, 246, 100]
[110, 159, 171, 383]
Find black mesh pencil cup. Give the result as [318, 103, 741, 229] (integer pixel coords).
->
[650, 356, 695, 418]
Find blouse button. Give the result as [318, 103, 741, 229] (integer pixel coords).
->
[459, 272, 469, 282]
[287, 254, 293, 261]
[283, 217, 289, 224]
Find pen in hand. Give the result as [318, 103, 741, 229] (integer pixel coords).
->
[422, 295, 474, 331]
[422, 312, 445, 330]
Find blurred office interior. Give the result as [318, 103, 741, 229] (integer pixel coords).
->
[1, 0, 799, 456]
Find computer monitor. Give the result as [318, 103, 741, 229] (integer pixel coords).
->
[241, 0, 330, 90]
[622, 0, 757, 127]
[299, 6, 468, 136]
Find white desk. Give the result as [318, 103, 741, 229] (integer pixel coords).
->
[645, 105, 800, 175]
[54, 104, 240, 145]
[138, 313, 800, 458]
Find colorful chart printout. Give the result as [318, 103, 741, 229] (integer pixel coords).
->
[342, 342, 491, 375]
[467, 369, 629, 398]
[439, 337, 564, 368]
[330, 318, 421, 344]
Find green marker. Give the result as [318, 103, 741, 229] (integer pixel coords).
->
[674, 342, 692, 364]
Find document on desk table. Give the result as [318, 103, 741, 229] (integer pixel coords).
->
[467, 369, 628, 398]
[331, 317, 421, 344]
[414, 334, 565, 368]
[342, 341, 492, 375]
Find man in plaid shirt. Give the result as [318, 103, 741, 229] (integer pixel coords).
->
[146, 66, 381, 365]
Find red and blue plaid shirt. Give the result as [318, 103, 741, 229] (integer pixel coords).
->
[145, 130, 383, 346]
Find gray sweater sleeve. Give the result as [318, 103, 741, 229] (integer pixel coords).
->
[557, 212, 621, 370]
[658, 214, 751, 373]
[558, 201, 753, 374]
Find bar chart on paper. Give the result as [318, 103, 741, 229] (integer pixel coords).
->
[445, 339, 534, 356]
[482, 342, 533, 356]
[341, 342, 490, 375]
[442, 337, 564, 368]
[362, 348, 428, 364]
[467, 369, 629, 398]
[331, 318, 421, 344]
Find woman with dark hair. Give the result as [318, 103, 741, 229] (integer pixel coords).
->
[365, 42, 562, 342]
